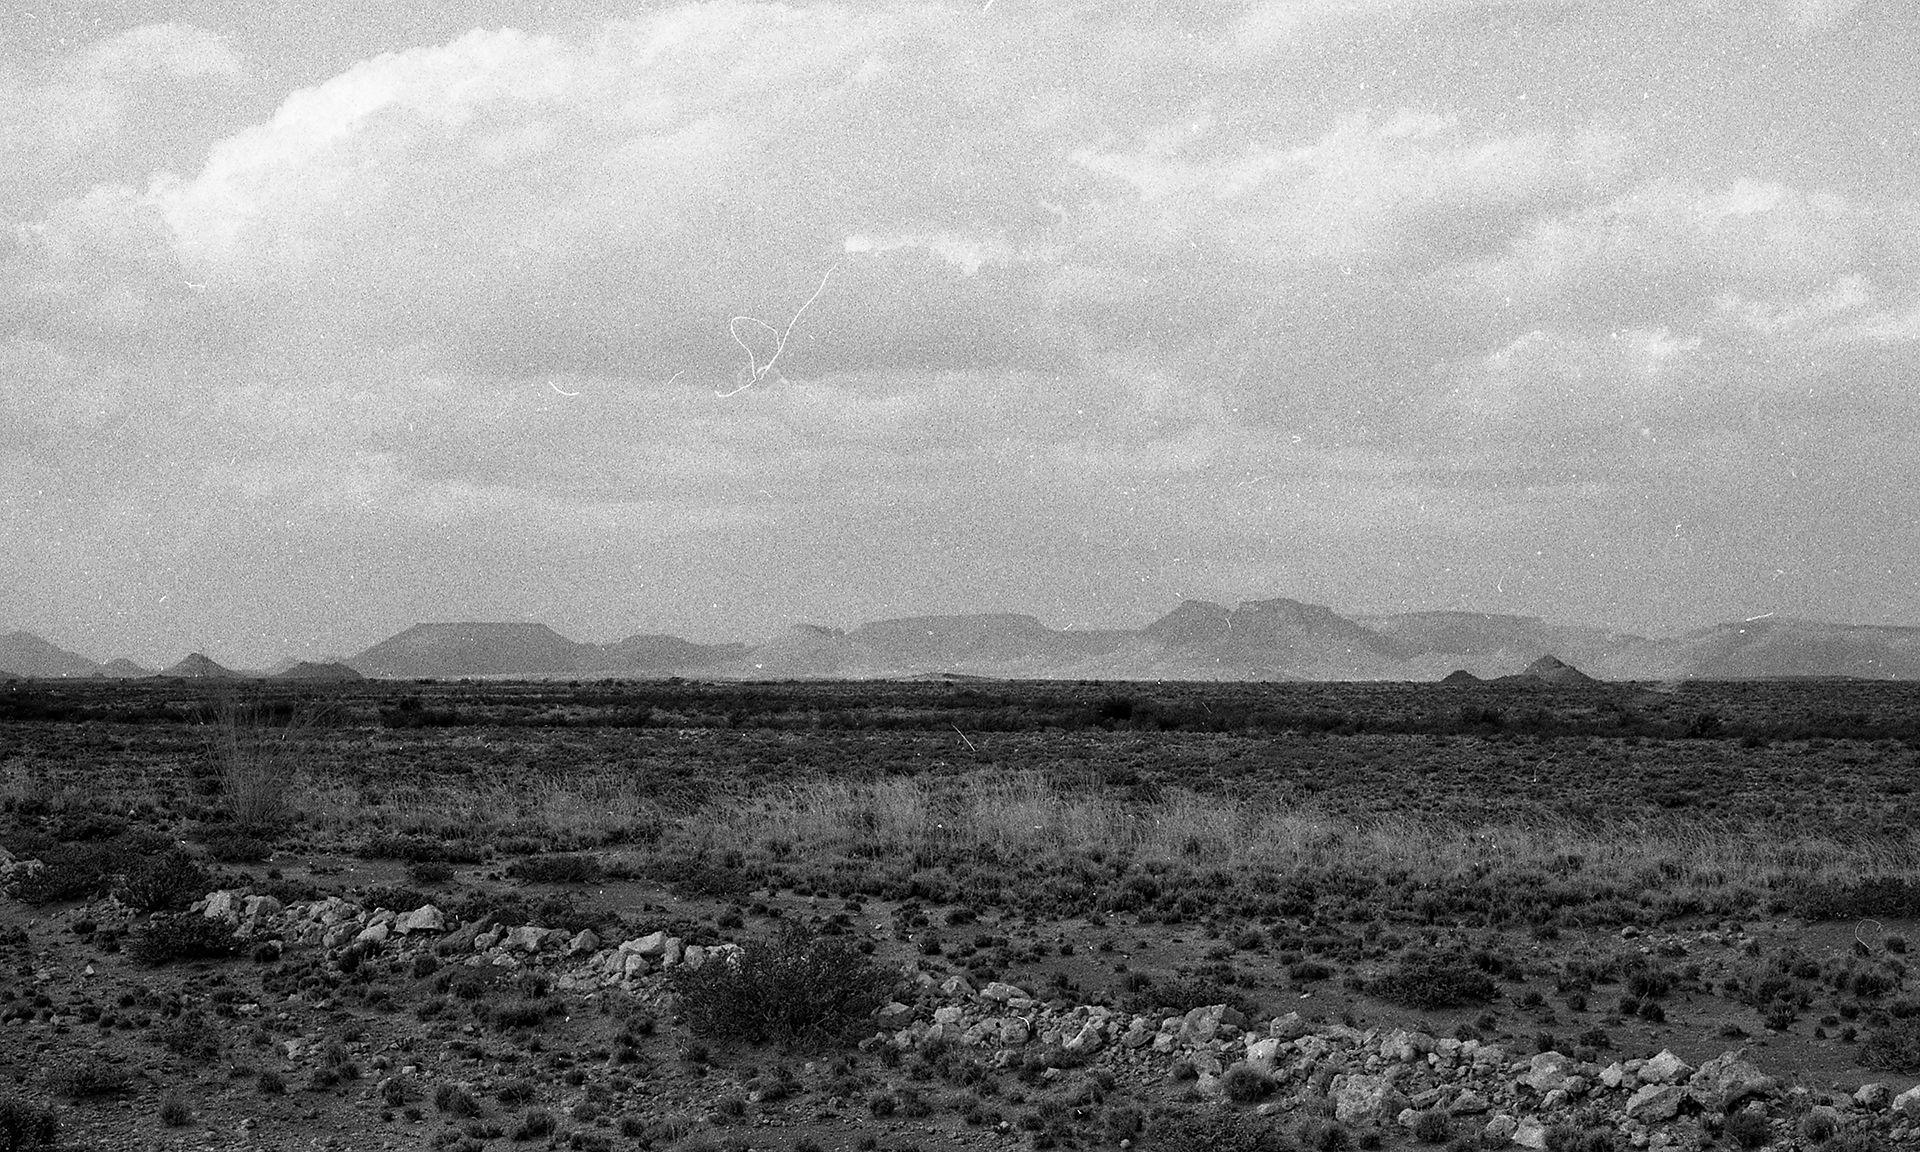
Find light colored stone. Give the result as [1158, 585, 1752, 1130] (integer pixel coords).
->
[1513, 1117, 1549, 1149]
[1599, 1063, 1627, 1089]
[941, 973, 976, 997]
[1063, 1020, 1105, 1056]
[629, 930, 667, 956]
[999, 1018, 1031, 1045]
[1624, 1083, 1688, 1123]
[504, 925, 549, 954]
[1686, 1051, 1776, 1113]
[1483, 1114, 1517, 1141]
[1893, 1084, 1920, 1119]
[1521, 1052, 1575, 1094]
[1854, 1082, 1891, 1111]
[1269, 1012, 1311, 1040]
[242, 894, 284, 923]
[566, 929, 599, 957]
[979, 981, 1025, 1003]
[203, 890, 242, 921]
[1640, 1050, 1692, 1085]
[1450, 1090, 1491, 1115]
[1334, 1074, 1410, 1125]
[682, 944, 706, 970]
[396, 904, 445, 934]
[933, 1006, 964, 1025]
[354, 922, 390, 945]
[1180, 1004, 1232, 1046]
[1244, 1037, 1282, 1075]
[662, 937, 684, 967]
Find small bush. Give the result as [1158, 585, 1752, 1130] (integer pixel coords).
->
[1545, 1125, 1619, 1152]
[510, 1110, 555, 1141]
[434, 1084, 481, 1117]
[1725, 1109, 1772, 1149]
[1858, 1017, 1920, 1072]
[1220, 1063, 1276, 1103]
[115, 850, 214, 912]
[1798, 1110, 1839, 1143]
[3, 842, 129, 904]
[155, 1009, 221, 1060]
[202, 830, 271, 863]
[129, 913, 246, 965]
[1298, 1118, 1352, 1151]
[1367, 953, 1498, 1008]
[257, 1071, 286, 1096]
[505, 854, 604, 884]
[1147, 1109, 1293, 1152]
[44, 1056, 131, 1098]
[158, 1091, 192, 1127]
[0, 1097, 60, 1150]
[670, 922, 895, 1048]
[1412, 1109, 1451, 1144]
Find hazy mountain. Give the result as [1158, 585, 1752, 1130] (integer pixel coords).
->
[1591, 618, 1920, 680]
[1509, 654, 1599, 686]
[349, 623, 590, 678]
[0, 632, 100, 678]
[1143, 598, 1405, 679]
[162, 653, 245, 678]
[1354, 611, 1638, 678]
[593, 634, 746, 673]
[274, 661, 366, 681]
[98, 658, 153, 678]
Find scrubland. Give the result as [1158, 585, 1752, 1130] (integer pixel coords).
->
[2, 677, 1919, 1151]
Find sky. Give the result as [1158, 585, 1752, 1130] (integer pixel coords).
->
[4, 0, 1919, 667]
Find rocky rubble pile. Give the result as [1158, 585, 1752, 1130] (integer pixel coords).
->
[181, 889, 1919, 1148]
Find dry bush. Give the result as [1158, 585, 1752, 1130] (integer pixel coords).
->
[671, 922, 895, 1048]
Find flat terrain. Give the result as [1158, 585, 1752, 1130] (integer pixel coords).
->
[3, 677, 1920, 1151]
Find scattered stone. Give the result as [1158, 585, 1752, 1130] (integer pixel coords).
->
[1333, 1075, 1410, 1125]
[1686, 1051, 1776, 1113]
[1624, 1083, 1688, 1123]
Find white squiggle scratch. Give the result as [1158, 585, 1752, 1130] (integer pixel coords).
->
[715, 264, 839, 399]
[548, 381, 580, 397]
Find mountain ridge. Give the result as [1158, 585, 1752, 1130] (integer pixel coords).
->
[12, 603, 1920, 682]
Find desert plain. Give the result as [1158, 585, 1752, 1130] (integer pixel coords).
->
[3, 674, 1920, 1152]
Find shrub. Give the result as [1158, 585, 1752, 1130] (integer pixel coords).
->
[3, 842, 129, 904]
[204, 697, 310, 829]
[1725, 1109, 1772, 1149]
[0, 1097, 60, 1151]
[1298, 1118, 1352, 1151]
[1146, 1109, 1293, 1152]
[510, 1110, 555, 1141]
[115, 850, 213, 912]
[1798, 1110, 1839, 1143]
[1544, 1125, 1619, 1152]
[202, 830, 271, 863]
[1220, 1063, 1276, 1103]
[43, 1056, 131, 1098]
[670, 922, 895, 1048]
[129, 913, 246, 965]
[155, 1009, 221, 1060]
[435, 1084, 481, 1117]
[505, 854, 604, 884]
[158, 1091, 192, 1127]
[1367, 953, 1498, 1008]
[257, 1071, 286, 1096]
[1857, 1017, 1920, 1072]
[1412, 1110, 1451, 1144]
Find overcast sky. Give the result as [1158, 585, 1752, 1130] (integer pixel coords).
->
[5, 0, 1918, 666]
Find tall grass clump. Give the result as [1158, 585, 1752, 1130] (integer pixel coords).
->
[203, 696, 314, 831]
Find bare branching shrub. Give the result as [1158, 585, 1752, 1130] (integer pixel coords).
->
[205, 696, 315, 831]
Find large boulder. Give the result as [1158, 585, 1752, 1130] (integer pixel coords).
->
[1639, 1050, 1693, 1085]
[1334, 1075, 1410, 1125]
[1686, 1051, 1777, 1113]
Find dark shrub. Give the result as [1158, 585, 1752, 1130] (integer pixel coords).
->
[1724, 1109, 1772, 1149]
[1858, 1017, 1920, 1072]
[1545, 1125, 1620, 1152]
[4, 842, 129, 904]
[155, 1010, 221, 1060]
[670, 922, 895, 1048]
[115, 851, 213, 912]
[0, 1097, 60, 1150]
[1367, 953, 1498, 1008]
[1412, 1110, 1450, 1144]
[1146, 1109, 1292, 1152]
[157, 1091, 192, 1127]
[129, 914, 246, 965]
[1220, 1063, 1275, 1103]
[202, 830, 271, 863]
[43, 1056, 131, 1098]
[505, 854, 604, 884]
[510, 1110, 554, 1141]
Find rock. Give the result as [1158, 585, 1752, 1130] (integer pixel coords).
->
[1640, 1050, 1692, 1085]
[619, 953, 649, 978]
[999, 1018, 1031, 1046]
[933, 1006, 964, 1025]
[1893, 1084, 1920, 1119]
[203, 890, 242, 921]
[354, 922, 390, 946]
[1686, 1051, 1776, 1113]
[961, 1019, 1000, 1047]
[1244, 1037, 1281, 1075]
[1269, 1012, 1311, 1040]
[1624, 1083, 1688, 1123]
[1599, 1063, 1627, 1089]
[1122, 1017, 1155, 1050]
[1063, 1020, 1105, 1056]
[876, 1002, 914, 1024]
[242, 894, 284, 923]
[682, 944, 707, 970]
[1854, 1083, 1892, 1111]
[1333, 1075, 1410, 1125]
[1450, 1090, 1491, 1115]
[1483, 1115, 1517, 1142]
[566, 929, 599, 957]
[1194, 1072, 1223, 1099]
[629, 930, 668, 956]
[396, 904, 445, 934]
[979, 981, 1025, 1003]
[504, 925, 549, 954]
[1180, 1004, 1233, 1046]
[1380, 1029, 1434, 1063]
[941, 973, 976, 998]
[1513, 1117, 1549, 1149]
[1520, 1052, 1575, 1094]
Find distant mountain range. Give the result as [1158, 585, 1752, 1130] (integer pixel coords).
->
[8, 603, 1920, 682]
